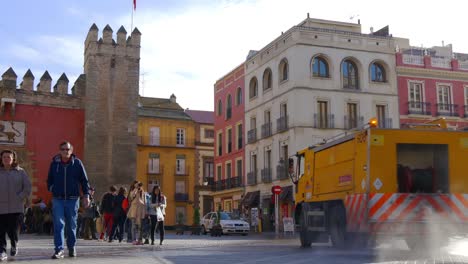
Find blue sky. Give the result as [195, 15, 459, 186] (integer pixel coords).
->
[2, 0, 468, 111]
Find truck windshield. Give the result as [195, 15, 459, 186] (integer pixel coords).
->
[396, 143, 449, 193]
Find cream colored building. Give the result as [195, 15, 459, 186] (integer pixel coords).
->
[243, 17, 405, 231]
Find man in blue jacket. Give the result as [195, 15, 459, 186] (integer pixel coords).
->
[47, 141, 90, 259]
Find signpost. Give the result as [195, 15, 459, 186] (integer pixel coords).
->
[271, 185, 282, 236]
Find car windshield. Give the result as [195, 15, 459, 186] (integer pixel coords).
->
[220, 212, 232, 220]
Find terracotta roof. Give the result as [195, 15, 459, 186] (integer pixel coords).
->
[185, 110, 214, 124]
[139, 96, 183, 110]
[138, 96, 192, 121]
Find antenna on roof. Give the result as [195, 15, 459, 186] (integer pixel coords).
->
[140, 71, 148, 96]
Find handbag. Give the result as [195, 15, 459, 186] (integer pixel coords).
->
[156, 207, 165, 222]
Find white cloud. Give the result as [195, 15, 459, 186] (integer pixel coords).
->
[36, 35, 83, 69]
[8, 44, 42, 62]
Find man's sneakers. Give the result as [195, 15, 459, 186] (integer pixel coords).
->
[0, 252, 7, 261]
[51, 250, 65, 259]
[69, 248, 77, 257]
[10, 247, 17, 257]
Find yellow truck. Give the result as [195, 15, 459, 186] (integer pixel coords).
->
[290, 119, 468, 249]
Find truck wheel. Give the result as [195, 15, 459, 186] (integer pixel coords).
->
[329, 205, 347, 249]
[300, 204, 312, 248]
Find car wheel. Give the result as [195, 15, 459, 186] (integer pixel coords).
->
[202, 225, 207, 235]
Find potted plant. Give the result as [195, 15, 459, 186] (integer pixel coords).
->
[211, 206, 223, 237]
[190, 208, 202, 235]
[175, 212, 185, 235]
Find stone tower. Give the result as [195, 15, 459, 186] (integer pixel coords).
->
[83, 24, 141, 194]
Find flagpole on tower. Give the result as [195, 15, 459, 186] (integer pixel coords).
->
[131, 0, 136, 32]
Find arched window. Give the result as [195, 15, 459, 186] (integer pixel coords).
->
[226, 94, 232, 119]
[262, 68, 272, 91]
[217, 99, 222, 116]
[312, 56, 329, 78]
[249, 77, 258, 99]
[342, 59, 359, 89]
[236, 87, 242, 105]
[370, 62, 386, 82]
[279, 59, 289, 82]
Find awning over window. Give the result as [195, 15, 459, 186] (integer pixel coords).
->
[241, 191, 260, 207]
[279, 185, 293, 202]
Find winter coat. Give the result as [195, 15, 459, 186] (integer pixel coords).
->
[0, 166, 32, 215]
[127, 189, 146, 225]
[47, 154, 90, 199]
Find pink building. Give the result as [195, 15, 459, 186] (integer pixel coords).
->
[213, 63, 245, 214]
[397, 46, 468, 130]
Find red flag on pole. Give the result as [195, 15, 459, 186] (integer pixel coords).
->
[133, 0, 136, 10]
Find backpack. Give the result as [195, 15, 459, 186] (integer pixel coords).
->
[122, 198, 129, 213]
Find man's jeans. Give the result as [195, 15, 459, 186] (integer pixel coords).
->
[52, 198, 80, 251]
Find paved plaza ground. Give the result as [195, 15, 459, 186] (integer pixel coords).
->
[2, 232, 468, 264]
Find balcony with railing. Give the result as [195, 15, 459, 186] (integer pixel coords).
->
[137, 136, 195, 148]
[174, 165, 190, 176]
[213, 176, 243, 191]
[276, 165, 289, 180]
[314, 114, 335, 129]
[261, 168, 272, 183]
[436, 104, 459, 117]
[407, 101, 432, 115]
[431, 57, 451, 69]
[261, 122, 272, 138]
[147, 165, 164, 175]
[344, 115, 364, 130]
[276, 115, 288, 133]
[378, 118, 393, 128]
[175, 193, 189, 202]
[247, 128, 257, 144]
[203, 177, 215, 187]
[402, 54, 424, 65]
[247, 171, 257, 185]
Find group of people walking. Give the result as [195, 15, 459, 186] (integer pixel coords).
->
[0, 141, 166, 261]
[93, 182, 166, 246]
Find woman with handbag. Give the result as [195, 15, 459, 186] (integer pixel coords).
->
[127, 182, 146, 245]
[149, 185, 166, 245]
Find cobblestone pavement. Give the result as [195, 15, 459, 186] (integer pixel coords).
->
[2, 233, 467, 264]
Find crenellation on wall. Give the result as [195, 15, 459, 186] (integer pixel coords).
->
[0, 68, 84, 110]
[53, 73, 69, 95]
[36, 71, 52, 93]
[20, 69, 34, 91]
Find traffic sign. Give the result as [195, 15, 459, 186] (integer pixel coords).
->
[272, 185, 282, 195]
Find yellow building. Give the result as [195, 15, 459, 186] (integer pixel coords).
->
[137, 95, 196, 226]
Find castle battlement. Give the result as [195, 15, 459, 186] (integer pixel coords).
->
[84, 23, 141, 63]
[0, 67, 83, 109]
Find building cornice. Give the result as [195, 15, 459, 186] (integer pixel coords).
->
[245, 85, 398, 113]
[397, 66, 468, 81]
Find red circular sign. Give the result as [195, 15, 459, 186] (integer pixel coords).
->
[272, 185, 282, 195]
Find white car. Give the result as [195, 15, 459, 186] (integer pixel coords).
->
[201, 212, 250, 235]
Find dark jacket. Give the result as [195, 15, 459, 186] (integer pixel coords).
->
[100, 192, 116, 214]
[47, 154, 90, 200]
[0, 166, 32, 215]
[113, 194, 126, 217]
